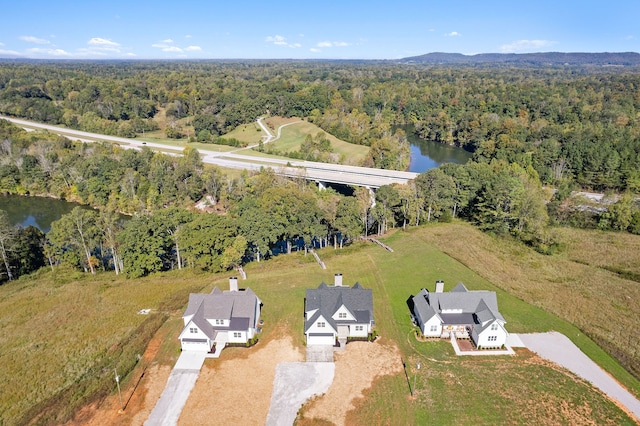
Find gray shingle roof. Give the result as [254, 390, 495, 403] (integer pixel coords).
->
[183, 286, 261, 333]
[304, 282, 373, 332]
[411, 283, 505, 327]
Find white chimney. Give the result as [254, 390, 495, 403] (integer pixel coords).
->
[229, 276, 238, 292]
[435, 280, 444, 293]
[334, 273, 343, 287]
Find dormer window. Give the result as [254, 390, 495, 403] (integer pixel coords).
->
[490, 323, 498, 331]
[338, 312, 347, 319]
[189, 327, 197, 333]
[318, 321, 325, 328]
[215, 319, 224, 325]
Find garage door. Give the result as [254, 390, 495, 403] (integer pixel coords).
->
[181, 338, 210, 352]
[307, 333, 335, 346]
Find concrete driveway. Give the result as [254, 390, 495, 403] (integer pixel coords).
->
[266, 362, 335, 426]
[145, 351, 207, 426]
[519, 332, 640, 422]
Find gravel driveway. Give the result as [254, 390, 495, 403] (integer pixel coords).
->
[145, 352, 207, 426]
[266, 362, 335, 426]
[519, 332, 640, 421]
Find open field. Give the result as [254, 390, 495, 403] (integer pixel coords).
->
[258, 117, 369, 165]
[1, 224, 639, 424]
[416, 222, 640, 392]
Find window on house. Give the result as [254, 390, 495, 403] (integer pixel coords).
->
[318, 322, 325, 328]
[488, 336, 497, 342]
[430, 325, 438, 332]
[491, 323, 498, 331]
[355, 325, 363, 331]
[233, 332, 241, 338]
[215, 319, 223, 325]
[338, 312, 347, 319]
[189, 327, 197, 334]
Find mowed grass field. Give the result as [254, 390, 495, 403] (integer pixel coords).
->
[256, 117, 369, 165]
[1, 224, 639, 424]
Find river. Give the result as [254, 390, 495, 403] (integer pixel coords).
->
[406, 129, 472, 173]
[0, 194, 89, 233]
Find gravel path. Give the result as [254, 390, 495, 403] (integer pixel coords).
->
[519, 332, 640, 421]
[144, 352, 206, 426]
[266, 362, 335, 426]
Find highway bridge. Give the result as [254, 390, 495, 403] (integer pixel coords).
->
[1, 116, 419, 189]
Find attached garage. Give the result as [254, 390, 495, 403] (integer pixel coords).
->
[180, 338, 212, 352]
[307, 333, 335, 346]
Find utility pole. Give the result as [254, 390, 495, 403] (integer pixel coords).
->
[114, 368, 123, 411]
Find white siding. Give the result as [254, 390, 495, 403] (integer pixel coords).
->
[306, 315, 336, 335]
[207, 318, 229, 327]
[422, 315, 442, 337]
[474, 322, 507, 348]
[228, 330, 247, 343]
[350, 324, 368, 337]
[332, 305, 355, 321]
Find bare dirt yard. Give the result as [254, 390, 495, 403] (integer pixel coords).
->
[71, 335, 402, 426]
[298, 338, 403, 425]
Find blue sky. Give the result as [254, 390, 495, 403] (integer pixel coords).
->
[1, 1, 638, 60]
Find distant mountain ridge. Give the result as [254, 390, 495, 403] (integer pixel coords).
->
[400, 52, 640, 66]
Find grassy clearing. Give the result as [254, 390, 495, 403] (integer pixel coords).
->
[1, 224, 638, 424]
[554, 227, 640, 282]
[259, 117, 369, 165]
[415, 222, 640, 394]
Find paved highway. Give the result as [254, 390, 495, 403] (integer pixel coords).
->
[1, 116, 419, 188]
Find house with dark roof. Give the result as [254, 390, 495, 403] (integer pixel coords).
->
[304, 274, 374, 347]
[411, 281, 507, 348]
[179, 277, 262, 353]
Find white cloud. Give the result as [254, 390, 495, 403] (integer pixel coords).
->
[185, 34, 192, 39]
[152, 43, 183, 52]
[317, 41, 349, 48]
[310, 48, 321, 53]
[445, 31, 461, 37]
[266, 35, 301, 48]
[0, 42, 4, 46]
[27, 47, 71, 56]
[185, 45, 202, 51]
[500, 39, 556, 53]
[88, 37, 120, 47]
[162, 38, 174, 43]
[20, 36, 50, 44]
[0, 49, 21, 56]
[266, 35, 288, 46]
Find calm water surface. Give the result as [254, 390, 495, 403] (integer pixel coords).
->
[0, 194, 89, 232]
[406, 128, 472, 172]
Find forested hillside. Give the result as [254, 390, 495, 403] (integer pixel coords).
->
[1, 61, 639, 191]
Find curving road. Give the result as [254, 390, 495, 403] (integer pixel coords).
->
[1, 116, 419, 188]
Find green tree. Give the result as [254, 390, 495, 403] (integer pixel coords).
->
[0, 210, 16, 281]
[48, 207, 100, 274]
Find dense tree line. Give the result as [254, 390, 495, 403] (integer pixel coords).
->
[1, 117, 639, 283]
[2, 61, 639, 190]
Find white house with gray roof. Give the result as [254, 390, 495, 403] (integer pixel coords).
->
[304, 274, 374, 347]
[179, 277, 262, 353]
[411, 281, 507, 348]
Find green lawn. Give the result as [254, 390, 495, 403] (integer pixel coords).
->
[1, 224, 638, 425]
[256, 118, 369, 165]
